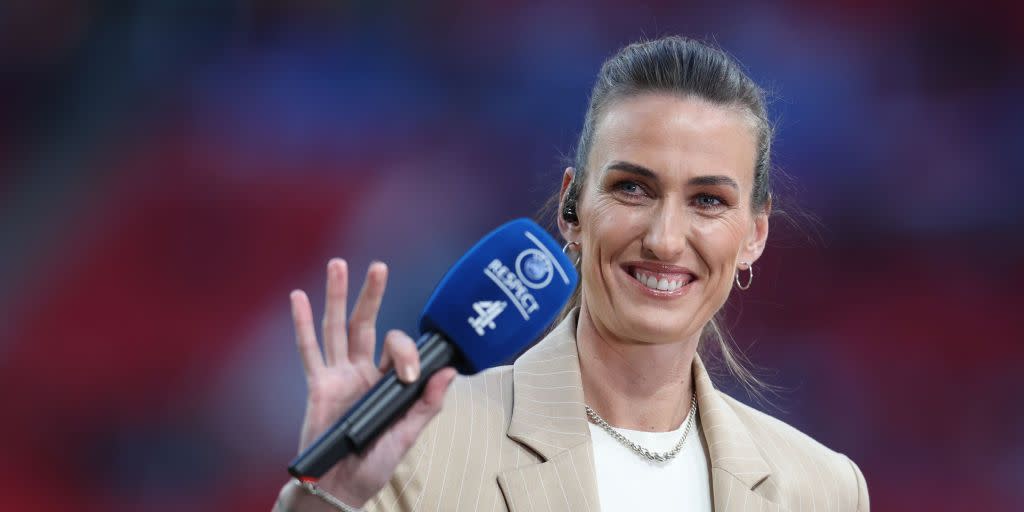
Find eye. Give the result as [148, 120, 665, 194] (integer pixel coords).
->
[693, 193, 727, 209]
[612, 180, 648, 197]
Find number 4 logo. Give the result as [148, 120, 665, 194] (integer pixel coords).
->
[468, 300, 507, 336]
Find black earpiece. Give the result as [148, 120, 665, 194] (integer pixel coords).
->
[562, 172, 580, 224]
[561, 199, 578, 224]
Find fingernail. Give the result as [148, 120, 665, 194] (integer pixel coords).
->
[403, 365, 419, 382]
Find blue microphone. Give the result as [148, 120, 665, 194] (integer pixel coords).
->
[288, 218, 578, 479]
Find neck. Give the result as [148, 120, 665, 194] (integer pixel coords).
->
[575, 302, 699, 432]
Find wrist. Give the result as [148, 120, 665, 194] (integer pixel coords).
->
[275, 480, 340, 512]
[277, 478, 365, 512]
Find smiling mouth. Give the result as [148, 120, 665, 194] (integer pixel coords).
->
[627, 266, 696, 292]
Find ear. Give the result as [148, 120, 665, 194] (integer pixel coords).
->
[738, 199, 771, 267]
[556, 167, 581, 242]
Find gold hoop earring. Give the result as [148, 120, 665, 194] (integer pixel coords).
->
[735, 262, 753, 290]
[562, 241, 581, 266]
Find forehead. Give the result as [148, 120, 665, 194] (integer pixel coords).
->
[589, 93, 758, 184]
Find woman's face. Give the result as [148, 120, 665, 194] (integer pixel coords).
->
[560, 93, 769, 345]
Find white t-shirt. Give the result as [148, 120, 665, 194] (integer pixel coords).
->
[588, 414, 713, 511]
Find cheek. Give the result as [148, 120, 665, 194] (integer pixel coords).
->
[690, 215, 749, 271]
[584, 198, 644, 255]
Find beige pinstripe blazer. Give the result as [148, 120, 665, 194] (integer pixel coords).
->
[367, 311, 869, 511]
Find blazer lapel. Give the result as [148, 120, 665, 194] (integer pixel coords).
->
[497, 442, 600, 512]
[498, 311, 600, 511]
[694, 357, 787, 512]
[710, 467, 787, 512]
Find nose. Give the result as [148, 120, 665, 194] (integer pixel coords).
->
[641, 201, 688, 261]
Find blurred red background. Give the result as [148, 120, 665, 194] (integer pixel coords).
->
[1, 1, 1022, 510]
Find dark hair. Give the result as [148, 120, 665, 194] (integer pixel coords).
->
[556, 36, 776, 399]
[563, 36, 773, 220]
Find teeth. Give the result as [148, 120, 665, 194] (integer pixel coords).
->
[633, 270, 688, 292]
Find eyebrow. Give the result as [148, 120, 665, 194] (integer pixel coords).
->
[604, 160, 656, 179]
[603, 160, 739, 190]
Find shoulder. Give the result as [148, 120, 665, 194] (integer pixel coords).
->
[717, 391, 844, 468]
[717, 392, 870, 511]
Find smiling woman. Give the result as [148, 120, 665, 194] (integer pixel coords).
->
[559, 94, 768, 369]
[276, 36, 868, 512]
[556, 40, 776, 401]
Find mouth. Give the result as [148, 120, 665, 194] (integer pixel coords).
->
[622, 263, 698, 295]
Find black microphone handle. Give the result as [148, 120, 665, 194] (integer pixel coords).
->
[288, 332, 457, 480]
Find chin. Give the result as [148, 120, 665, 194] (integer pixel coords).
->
[614, 304, 698, 345]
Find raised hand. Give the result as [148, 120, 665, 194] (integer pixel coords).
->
[276, 259, 456, 511]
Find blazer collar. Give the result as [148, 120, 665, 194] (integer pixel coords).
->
[693, 356, 772, 489]
[506, 309, 591, 459]
[501, 309, 776, 511]
[500, 310, 599, 510]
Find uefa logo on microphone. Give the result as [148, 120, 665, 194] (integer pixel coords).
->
[515, 249, 554, 290]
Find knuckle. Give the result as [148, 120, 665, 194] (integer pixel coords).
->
[383, 340, 405, 359]
[349, 324, 375, 339]
[348, 309, 368, 323]
[401, 345, 420, 362]
[383, 329, 407, 345]
[388, 336, 416, 357]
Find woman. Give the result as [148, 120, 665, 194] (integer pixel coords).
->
[275, 36, 869, 511]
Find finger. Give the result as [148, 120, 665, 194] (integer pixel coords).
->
[321, 258, 349, 366]
[378, 330, 420, 383]
[347, 261, 388, 364]
[290, 290, 324, 377]
[389, 368, 457, 447]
